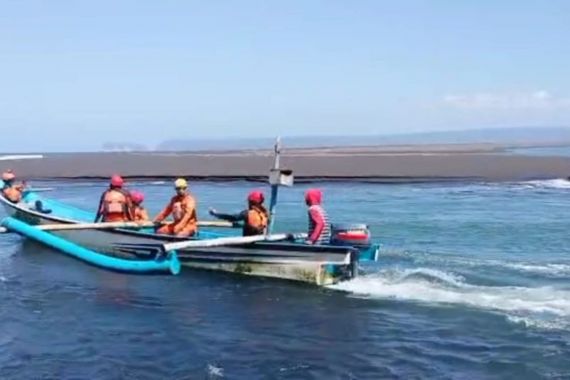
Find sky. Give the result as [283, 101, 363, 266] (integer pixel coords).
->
[0, 0, 569, 151]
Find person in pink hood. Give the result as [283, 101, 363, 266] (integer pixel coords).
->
[304, 189, 331, 245]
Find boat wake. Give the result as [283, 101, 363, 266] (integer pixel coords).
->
[330, 268, 570, 330]
[519, 178, 570, 189]
[381, 249, 570, 279]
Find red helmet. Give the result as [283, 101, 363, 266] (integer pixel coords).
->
[110, 174, 124, 187]
[305, 189, 322, 206]
[247, 190, 265, 204]
[130, 191, 144, 204]
[2, 170, 15, 181]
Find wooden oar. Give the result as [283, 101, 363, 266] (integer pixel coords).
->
[24, 187, 55, 193]
[162, 232, 307, 252]
[33, 220, 235, 231]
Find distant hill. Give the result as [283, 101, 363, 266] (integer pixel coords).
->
[153, 127, 570, 151]
[102, 142, 149, 152]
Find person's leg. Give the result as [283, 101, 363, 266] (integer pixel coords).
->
[175, 225, 196, 238]
[156, 223, 175, 235]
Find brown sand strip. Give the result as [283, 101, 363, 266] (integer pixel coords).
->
[1, 150, 569, 182]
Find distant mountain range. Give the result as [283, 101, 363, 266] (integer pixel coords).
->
[101, 142, 149, 152]
[154, 127, 570, 151]
[104, 126, 570, 152]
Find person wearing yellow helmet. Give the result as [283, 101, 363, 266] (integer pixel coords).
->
[153, 178, 198, 237]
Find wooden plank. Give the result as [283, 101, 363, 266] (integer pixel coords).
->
[162, 232, 307, 252]
[35, 220, 234, 231]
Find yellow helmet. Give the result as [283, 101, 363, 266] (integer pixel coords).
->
[174, 178, 188, 189]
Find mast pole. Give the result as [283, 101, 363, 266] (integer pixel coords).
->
[267, 137, 281, 234]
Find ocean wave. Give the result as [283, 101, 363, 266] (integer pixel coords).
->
[501, 262, 570, 277]
[330, 268, 570, 330]
[520, 179, 570, 189]
[380, 250, 570, 279]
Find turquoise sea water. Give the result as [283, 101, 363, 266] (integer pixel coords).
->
[1, 179, 570, 379]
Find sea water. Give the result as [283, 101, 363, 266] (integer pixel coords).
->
[1, 179, 569, 379]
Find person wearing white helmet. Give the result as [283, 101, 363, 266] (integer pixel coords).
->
[153, 178, 198, 237]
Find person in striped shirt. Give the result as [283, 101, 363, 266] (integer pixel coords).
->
[304, 188, 331, 245]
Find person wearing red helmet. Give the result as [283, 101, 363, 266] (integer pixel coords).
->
[1, 170, 26, 203]
[304, 188, 331, 245]
[130, 190, 149, 222]
[94, 175, 133, 223]
[209, 190, 269, 236]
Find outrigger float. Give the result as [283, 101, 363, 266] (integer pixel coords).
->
[0, 140, 379, 286]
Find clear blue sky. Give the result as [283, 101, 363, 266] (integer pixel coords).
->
[0, 0, 569, 151]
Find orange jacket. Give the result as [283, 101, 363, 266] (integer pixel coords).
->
[154, 193, 197, 232]
[245, 206, 268, 235]
[95, 188, 133, 222]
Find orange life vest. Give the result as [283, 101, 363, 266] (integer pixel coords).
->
[156, 193, 197, 231]
[245, 206, 268, 235]
[102, 189, 129, 222]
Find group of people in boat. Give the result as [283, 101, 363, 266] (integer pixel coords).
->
[93, 175, 330, 243]
[1, 170, 331, 244]
[93, 175, 198, 237]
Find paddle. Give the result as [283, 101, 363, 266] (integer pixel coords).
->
[24, 187, 55, 193]
[162, 232, 307, 252]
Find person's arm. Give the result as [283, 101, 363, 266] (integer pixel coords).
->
[209, 208, 247, 223]
[154, 199, 173, 223]
[124, 193, 134, 221]
[307, 208, 325, 244]
[140, 208, 150, 221]
[94, 192, 106, 222]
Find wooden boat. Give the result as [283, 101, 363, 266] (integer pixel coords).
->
[0, 188, 377, 285]
[0, 140, 379, 286]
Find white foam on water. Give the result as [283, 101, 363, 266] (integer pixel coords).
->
[501, 262, 570, 277]
[522, 179, 570, 189]
[380, 250, 570, 279]
[330, 268, 570, 329]
[207, 364, 224, 378]
[506, 315, 570, 331]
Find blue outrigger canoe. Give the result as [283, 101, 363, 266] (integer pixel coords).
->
[0, 140, 379, 285]
[0, 185, 379, 285]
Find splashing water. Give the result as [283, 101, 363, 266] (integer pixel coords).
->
[522, 178, 570, 189]
[331, 268, 570, 330]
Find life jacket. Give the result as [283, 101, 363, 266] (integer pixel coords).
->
[102, 189, 129, 222]
[171, 194, 197, 227]
[133, 205, 149, 221]
[244, 206, 268, 236]
[307, 205, 331, 244]
[2, 185, 22, 203]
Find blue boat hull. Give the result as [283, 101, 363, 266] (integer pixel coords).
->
[1, 217, 180, 275]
